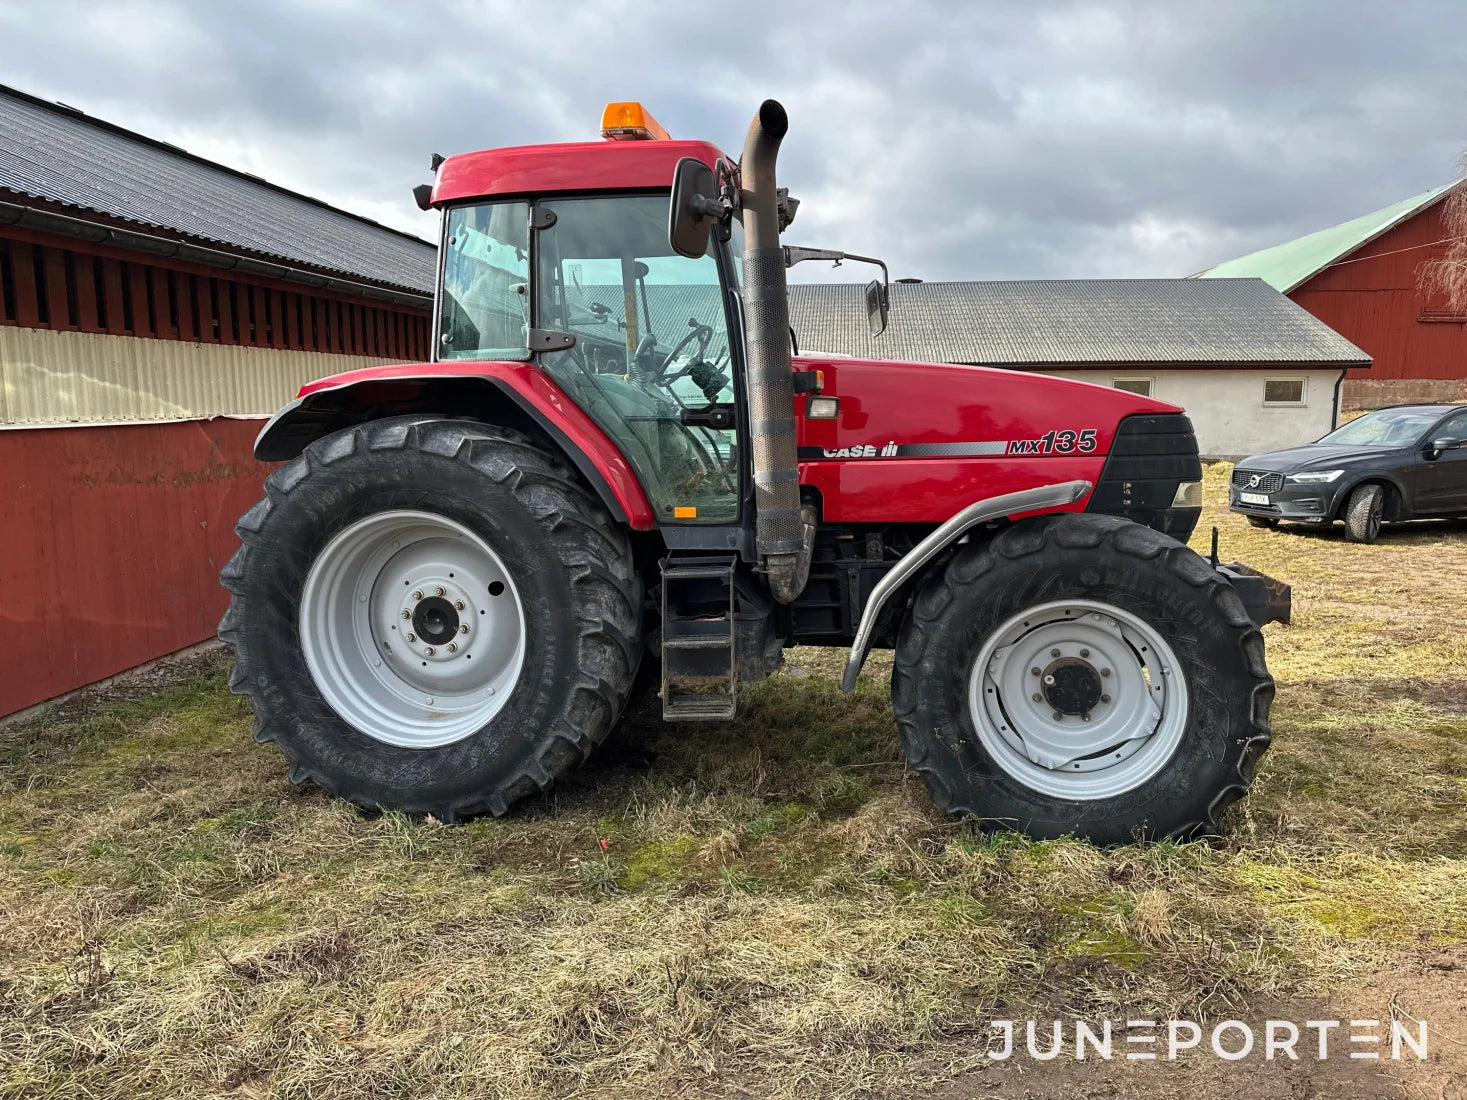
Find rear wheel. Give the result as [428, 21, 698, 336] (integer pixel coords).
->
[1343, 483, 1384, 543]
[891, 513, 1273, 843]
[1246, 516, 1279, 529]
[219, 417, 642, 819]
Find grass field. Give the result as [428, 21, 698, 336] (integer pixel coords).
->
[2, 463, 1466, 1098]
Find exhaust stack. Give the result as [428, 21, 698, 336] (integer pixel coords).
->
[740, 99, 809, 603]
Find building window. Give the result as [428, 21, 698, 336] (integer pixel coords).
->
[1263, 378, 1306, 406]
[1112, 378, 1153, 397]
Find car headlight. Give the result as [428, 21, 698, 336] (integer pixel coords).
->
[1287, 469, 1344, 483]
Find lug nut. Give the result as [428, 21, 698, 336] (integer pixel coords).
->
[459, 624, 469, 634]
[412, 590, 424, 601]
[1082, 712, 1091, 722]
[406, 633, 416, 642]
[1101, 694, 1111, 704]
[1052, 711, 1063, 721]
[1030, 667, 1041, 676]
[454, 600, 465, 610]
[1050, 648, 1061, 658]
[435, 586, 446, 597]
[401, 609, 411, 619]
[1080, 648, 1090, 658]
[425, 646, 436, 656]
[1032, 693, 1042, 702]
[1101, 668, 1111, 677]
[446, 642, 457, 653]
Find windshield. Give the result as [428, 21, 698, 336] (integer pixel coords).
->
[1317, 408, 1441, 448]
[438, 201, 531, 361]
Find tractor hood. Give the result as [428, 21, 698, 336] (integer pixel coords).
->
[792, 355, 1179, 462]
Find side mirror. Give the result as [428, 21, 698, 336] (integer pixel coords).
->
[668, 157, 722, 259]
[864, 278, 889, 337]
[1428, 436, 1461, 456]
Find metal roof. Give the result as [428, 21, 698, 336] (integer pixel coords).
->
[1195, 183, 1460, 293]
[0, 84, 436, 295]
[787, 277, 1370, 367]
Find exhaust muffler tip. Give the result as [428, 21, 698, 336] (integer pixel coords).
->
[757, 99, 788, 141]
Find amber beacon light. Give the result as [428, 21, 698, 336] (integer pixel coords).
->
[600, 102, 671, 141]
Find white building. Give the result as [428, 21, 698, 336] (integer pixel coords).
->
[788, 278, 1370, 460]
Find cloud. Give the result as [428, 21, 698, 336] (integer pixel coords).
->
[2, 0, 1462, 280]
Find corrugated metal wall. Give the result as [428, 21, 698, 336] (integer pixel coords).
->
[0, 225, 436, 714]
[0, 418, 270, 717]
[1292, 202, 1467, 382]
[0, 325, 390, 424]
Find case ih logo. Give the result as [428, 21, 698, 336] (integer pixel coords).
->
[821, 442, 900, 459]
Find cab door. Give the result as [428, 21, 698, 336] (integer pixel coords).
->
[1414, 408, 1467, 514]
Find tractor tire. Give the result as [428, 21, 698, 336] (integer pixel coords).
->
[891, 513, 1272, 844]
[1246, 516, 1278, 529]
[1342, 483, 1384, 543]
[219, 417, 642, 820]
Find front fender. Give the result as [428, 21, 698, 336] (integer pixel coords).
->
[254, 361, 656, 529]
[1334, 472, 1411, 520]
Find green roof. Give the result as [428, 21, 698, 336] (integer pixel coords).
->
[1196, 182, 1459, 293]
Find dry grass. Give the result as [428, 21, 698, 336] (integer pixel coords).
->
[2, 463, 1465, 1098]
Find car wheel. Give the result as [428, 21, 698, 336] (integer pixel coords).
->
[1246, 516, 1279, 529]
[1343, 483, 1385, 544]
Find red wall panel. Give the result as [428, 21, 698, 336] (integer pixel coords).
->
[0, 419, 271, 716]
[1290, 202, 1467, 381]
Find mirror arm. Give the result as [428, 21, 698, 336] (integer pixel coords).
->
[782, 247, 889, 307]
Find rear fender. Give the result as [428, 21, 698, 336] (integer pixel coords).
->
[254, 363, 655, 528]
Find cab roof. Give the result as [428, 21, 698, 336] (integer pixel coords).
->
[430, 139, 726, 207]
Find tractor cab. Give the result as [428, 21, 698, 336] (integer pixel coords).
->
[435, 172, 746, 526]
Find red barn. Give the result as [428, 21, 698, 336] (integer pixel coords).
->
[1199, 182, 1466, 410]
[0, 85, 435, 719]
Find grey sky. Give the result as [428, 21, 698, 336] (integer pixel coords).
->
[1, 0, 1462, 283]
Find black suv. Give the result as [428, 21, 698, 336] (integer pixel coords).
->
[1229, 404, 1467, 543]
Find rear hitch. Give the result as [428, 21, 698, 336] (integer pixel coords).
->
[1215, 561, 1292, 627]
[1209, 528, 1290, 627]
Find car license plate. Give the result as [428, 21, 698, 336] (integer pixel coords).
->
[1239, 491, 1270, 505]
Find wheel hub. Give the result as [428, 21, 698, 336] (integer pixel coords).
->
[298, 510, 526, 749]
[1042, 657, 1103, 716]
[967, 600, 1189, 800]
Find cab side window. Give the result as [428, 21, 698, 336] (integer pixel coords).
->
[533, 194, 740, 524]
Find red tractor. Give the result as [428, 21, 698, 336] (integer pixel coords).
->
[220, 100, 1286, 844]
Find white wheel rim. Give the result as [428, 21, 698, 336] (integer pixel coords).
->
[966, 599, 1188, 800]
[298, 510, 526, 748]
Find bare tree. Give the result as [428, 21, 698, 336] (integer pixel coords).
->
[1418, 156, 1467, 311]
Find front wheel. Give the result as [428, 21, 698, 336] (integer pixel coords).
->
[892, 513, 1273, 843]
[219, 417, 642, 819]
[1342, 483, 1384, 543]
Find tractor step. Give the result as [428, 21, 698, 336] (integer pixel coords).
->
[660, 555, 738, 721]
[662, 694, 737, 720]
[662, 633, 734, 650]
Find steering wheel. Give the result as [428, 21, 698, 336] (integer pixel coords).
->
[636, 321, 713, 385]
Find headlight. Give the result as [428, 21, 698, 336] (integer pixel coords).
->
[1171, 480, 1203, 507]
[1287, 469, 1344, 483]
